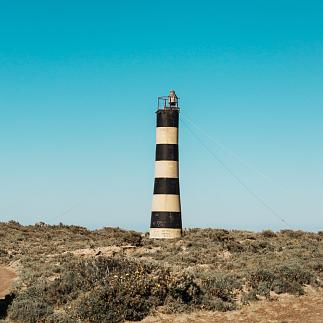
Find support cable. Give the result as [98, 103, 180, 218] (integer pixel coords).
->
[182, 114, 289, 194]
[181, 117, 291, 228]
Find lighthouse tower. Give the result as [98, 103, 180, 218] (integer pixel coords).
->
[150, 90, 182, 239]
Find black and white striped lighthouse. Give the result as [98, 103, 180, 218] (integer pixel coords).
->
[150, 90, 182, 239]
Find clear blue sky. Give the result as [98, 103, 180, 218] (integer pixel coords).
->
[0, 1, 322, 232]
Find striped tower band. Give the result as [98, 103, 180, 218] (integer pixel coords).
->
[150, 107, 182, 239]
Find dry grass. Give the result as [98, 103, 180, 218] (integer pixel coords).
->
[0, 221, 322, 322]
[140, 287, 323, 323]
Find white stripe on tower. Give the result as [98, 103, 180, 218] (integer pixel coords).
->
[155, 161, 179, 178]
[156, 127, 178, 144]
[151, 194, 181, 212]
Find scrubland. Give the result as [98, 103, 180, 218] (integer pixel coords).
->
[0, 221, 322, 322]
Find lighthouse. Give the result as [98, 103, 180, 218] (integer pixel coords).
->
[150, 90, 182, 239]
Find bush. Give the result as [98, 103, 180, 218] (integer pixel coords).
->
[200, 273, 241, 310]
[73, 281, 156, 322]
[167, 272, 201, 304]
[280, 230, 306, 239]
[8, 257, 205, 322]
[71, 260, 201, 321]
[249, 264, 315, 296]
[8, 298, 53, 323]
[241, 290, 258, 304]
[261, 230, 276, 238]
[44, 312, 76, 323]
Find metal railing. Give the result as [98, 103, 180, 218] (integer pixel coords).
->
[157, 96, 180, 110]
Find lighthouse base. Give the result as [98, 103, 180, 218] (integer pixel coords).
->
[149, 228, 182, 239]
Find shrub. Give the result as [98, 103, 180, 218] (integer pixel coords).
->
[8, 298, 53, 323]
[249, 264, 315, 296]
[261, 230, 276, 238]
[71, 260, 201, 321]
[271, 264, 314, 295]
[45, 312, 79, 323]
[241, 290, 258, 304]
[250, 269, 275, 289]
[167, 272, 201, 304]
[200, 273, 241, 310]
[73, 279, 158, 322]
[280, 230, 306, 239]
[44, 312, 76, 323]
[226, 241, 245, 253]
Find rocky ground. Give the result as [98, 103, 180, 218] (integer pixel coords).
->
[0, 221, 322, 322]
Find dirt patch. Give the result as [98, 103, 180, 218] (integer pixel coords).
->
[140, 288, 323, 323]
[0, 267, 17, 299]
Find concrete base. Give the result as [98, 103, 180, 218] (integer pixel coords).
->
[149, 228, 182, 239]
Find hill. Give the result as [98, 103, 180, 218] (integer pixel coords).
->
[0, 221, 322, 322]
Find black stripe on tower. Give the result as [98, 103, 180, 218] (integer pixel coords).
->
[151, 212, 182, 228]
[157, 109, 179, 127]
[155, 144, 178, 161]
[154, 178, 180, 194]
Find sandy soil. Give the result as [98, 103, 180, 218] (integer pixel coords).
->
[0, 267, 17, 299]
[140, 287, 323, 323]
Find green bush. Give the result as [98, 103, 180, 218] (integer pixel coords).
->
[73, 283, 154, 322]
[8, 298, 53, 323]
[167, 272, 201, 304]
[71, 260, 201, 321]
[241, 290, 258, 304]
[261, 230, 277, 238]
[199, 273, 241, 310]
[44, 312, 76, 323]
[249, 264, 315, 296]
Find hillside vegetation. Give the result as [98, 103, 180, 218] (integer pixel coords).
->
[0, 221, 322, 322]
